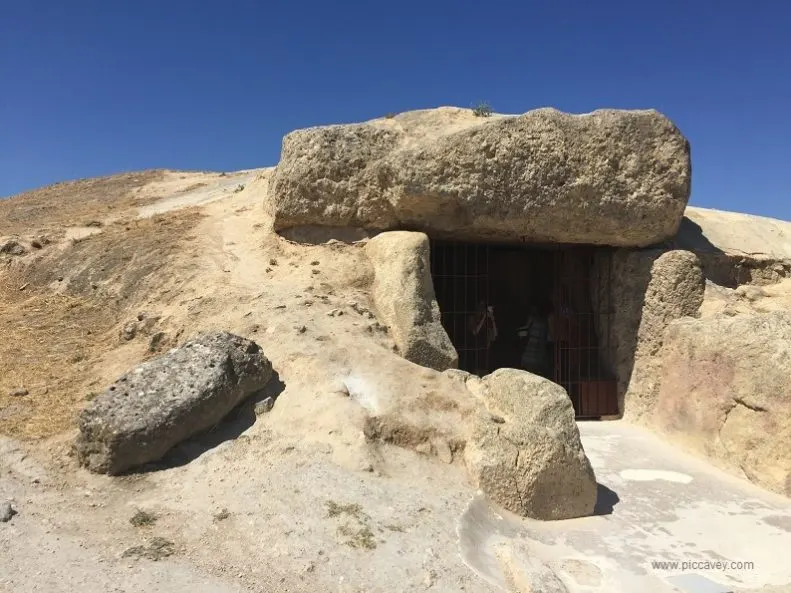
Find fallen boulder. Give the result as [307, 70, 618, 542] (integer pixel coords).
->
[656, 311, 791, 496]
[464, 369, 597, 520]
[75, 331, 273, 474]
[365, 230, 457, 371]
[269, 107, 691, 247]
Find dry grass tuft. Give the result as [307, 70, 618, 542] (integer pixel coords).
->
[130, 509, 157, 527]
[0, 263, 117, 437]
[0, 208, 204, 439]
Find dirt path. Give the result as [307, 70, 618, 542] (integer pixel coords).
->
[136, 171, 258, 219]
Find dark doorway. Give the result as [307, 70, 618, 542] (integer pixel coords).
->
[430, 241, 619, 419]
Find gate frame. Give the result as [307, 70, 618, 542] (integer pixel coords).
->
[429, 240, 619, 419]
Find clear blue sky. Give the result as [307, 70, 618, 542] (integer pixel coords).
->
[2, 0, 789, 220]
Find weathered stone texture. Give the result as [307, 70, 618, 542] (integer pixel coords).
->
[269, 107, 691, 247]
[463, 369, 597, 520]
[656, 312, 791, 496]
[75, 332, 272, 474]
[365, 231, 457, 371]
[593, 249, 705, 420]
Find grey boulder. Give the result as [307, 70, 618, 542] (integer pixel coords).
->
[75, 332, 273, 474]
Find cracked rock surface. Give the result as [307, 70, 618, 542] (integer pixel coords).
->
[463, 369, 597, 520]
[656, 311, 791, 496]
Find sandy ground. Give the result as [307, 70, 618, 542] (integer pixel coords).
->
[2, 170, 791, 592]
[3, 422, 791, 593]
[460, 422, 791, 593]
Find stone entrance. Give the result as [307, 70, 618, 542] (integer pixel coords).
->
[429, 240, 619, 418]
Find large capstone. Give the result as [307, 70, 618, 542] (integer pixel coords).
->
[75, 332, 273, 474]
[269, 107, 691, 247]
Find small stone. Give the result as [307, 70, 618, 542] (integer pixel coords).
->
[310, 260, 320, 266]
[0, 501, 16, 522]
[120, 322, 137, 341]
[0, 240, 26, 256]
[269, 258, 278, 266]
[213, 508, 231, 521]
[311, 269, 320, 275]
[327, 309, 343, 317]
[265, 267, 273, 273]
[423, 569, 437, 588]
[122, 537, 175, 561]
[254, 397, 275, 415]
[9, 388, 28, 397]
[329, 381, 349, 397]
[57, 276, 64, 282]
[296, 325, 307, 334]
[415, 442, 432, 455]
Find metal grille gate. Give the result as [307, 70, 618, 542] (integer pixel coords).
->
[552, 248, 619, 418]
[430, 241, 492, 375]
[430, 241, 619, 419]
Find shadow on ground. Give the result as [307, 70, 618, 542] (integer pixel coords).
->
[593, 483, 620, 516]
[136, 372, 286, 473]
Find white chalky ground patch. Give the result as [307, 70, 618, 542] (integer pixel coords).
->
[620, 469, 693, 484]
[343, 374, 380, 414]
